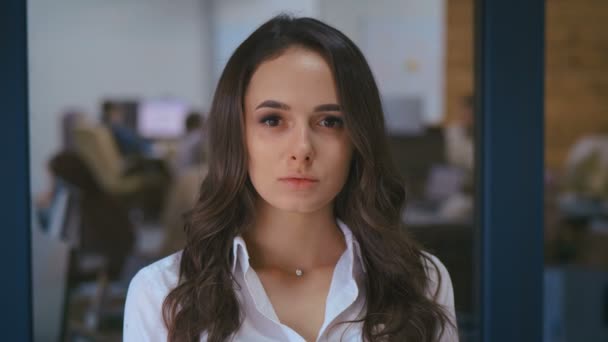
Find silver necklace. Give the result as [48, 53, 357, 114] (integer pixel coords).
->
[250, 258, 304, 277]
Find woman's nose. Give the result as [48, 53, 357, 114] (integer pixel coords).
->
[289, 125, 314, 163]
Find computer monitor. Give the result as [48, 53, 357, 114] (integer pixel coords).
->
[137, 99, 189, 139]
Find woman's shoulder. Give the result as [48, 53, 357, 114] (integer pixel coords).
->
[123, 251, 183, 340]
[125, 251, 183, 313]
[420, 252, 459, 341]
[420, 252, 449, 277]
[419, 251, 454, 305]
[128, 251, 183, 295]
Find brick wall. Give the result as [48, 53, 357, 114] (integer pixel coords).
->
[545, 0, 608, 169]
[445, 0, 474, 125]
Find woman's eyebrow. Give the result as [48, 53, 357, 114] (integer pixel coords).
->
[313, 104, 341, 112]
[255, 100, 290, 110]
[255, 100, 341, 112]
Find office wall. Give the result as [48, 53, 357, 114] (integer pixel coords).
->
[210, 0, 319, 83]
[320, 0, 446, 126]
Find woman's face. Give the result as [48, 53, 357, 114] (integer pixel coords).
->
[244, 46, 353, 214]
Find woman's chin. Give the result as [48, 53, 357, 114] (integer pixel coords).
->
[266, 197, 330, 215]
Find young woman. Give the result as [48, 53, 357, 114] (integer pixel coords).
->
[124, 15, 458, 342]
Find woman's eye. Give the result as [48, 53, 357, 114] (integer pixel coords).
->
[260, 115, 281, 127]
[319, 116, 344, 128]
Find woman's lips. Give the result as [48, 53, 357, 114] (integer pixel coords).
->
[279, 177, 319, 190]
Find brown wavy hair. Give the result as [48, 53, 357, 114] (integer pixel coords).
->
[162, 14, 453, 342]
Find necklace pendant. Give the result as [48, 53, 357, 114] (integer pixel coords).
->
[295, 269, 303, 277]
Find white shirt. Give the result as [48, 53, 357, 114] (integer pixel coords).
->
[124, 220, 459, 341]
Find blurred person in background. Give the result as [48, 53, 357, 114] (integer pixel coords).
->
[172, 111, 207, 174]
[34, 109, 87, 230]
[432, 95, 476, 222]
[558, 128, 608, 220]
[101, 101, 154, 158]
[445, 95, 474, 176]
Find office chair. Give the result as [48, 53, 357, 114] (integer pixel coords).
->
[72, 124, 171, 220]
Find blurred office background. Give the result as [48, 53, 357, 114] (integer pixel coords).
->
[25, 0, 607, 341]
[25, 0, 477, 341]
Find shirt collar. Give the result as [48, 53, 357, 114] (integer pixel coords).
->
[230, 218, 367, 274]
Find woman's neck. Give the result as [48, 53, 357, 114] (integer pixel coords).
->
[243, 201, 346, 272]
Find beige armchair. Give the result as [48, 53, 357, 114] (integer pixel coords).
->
[72, 124, 171, 218]
[72, 125, 145, 195]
